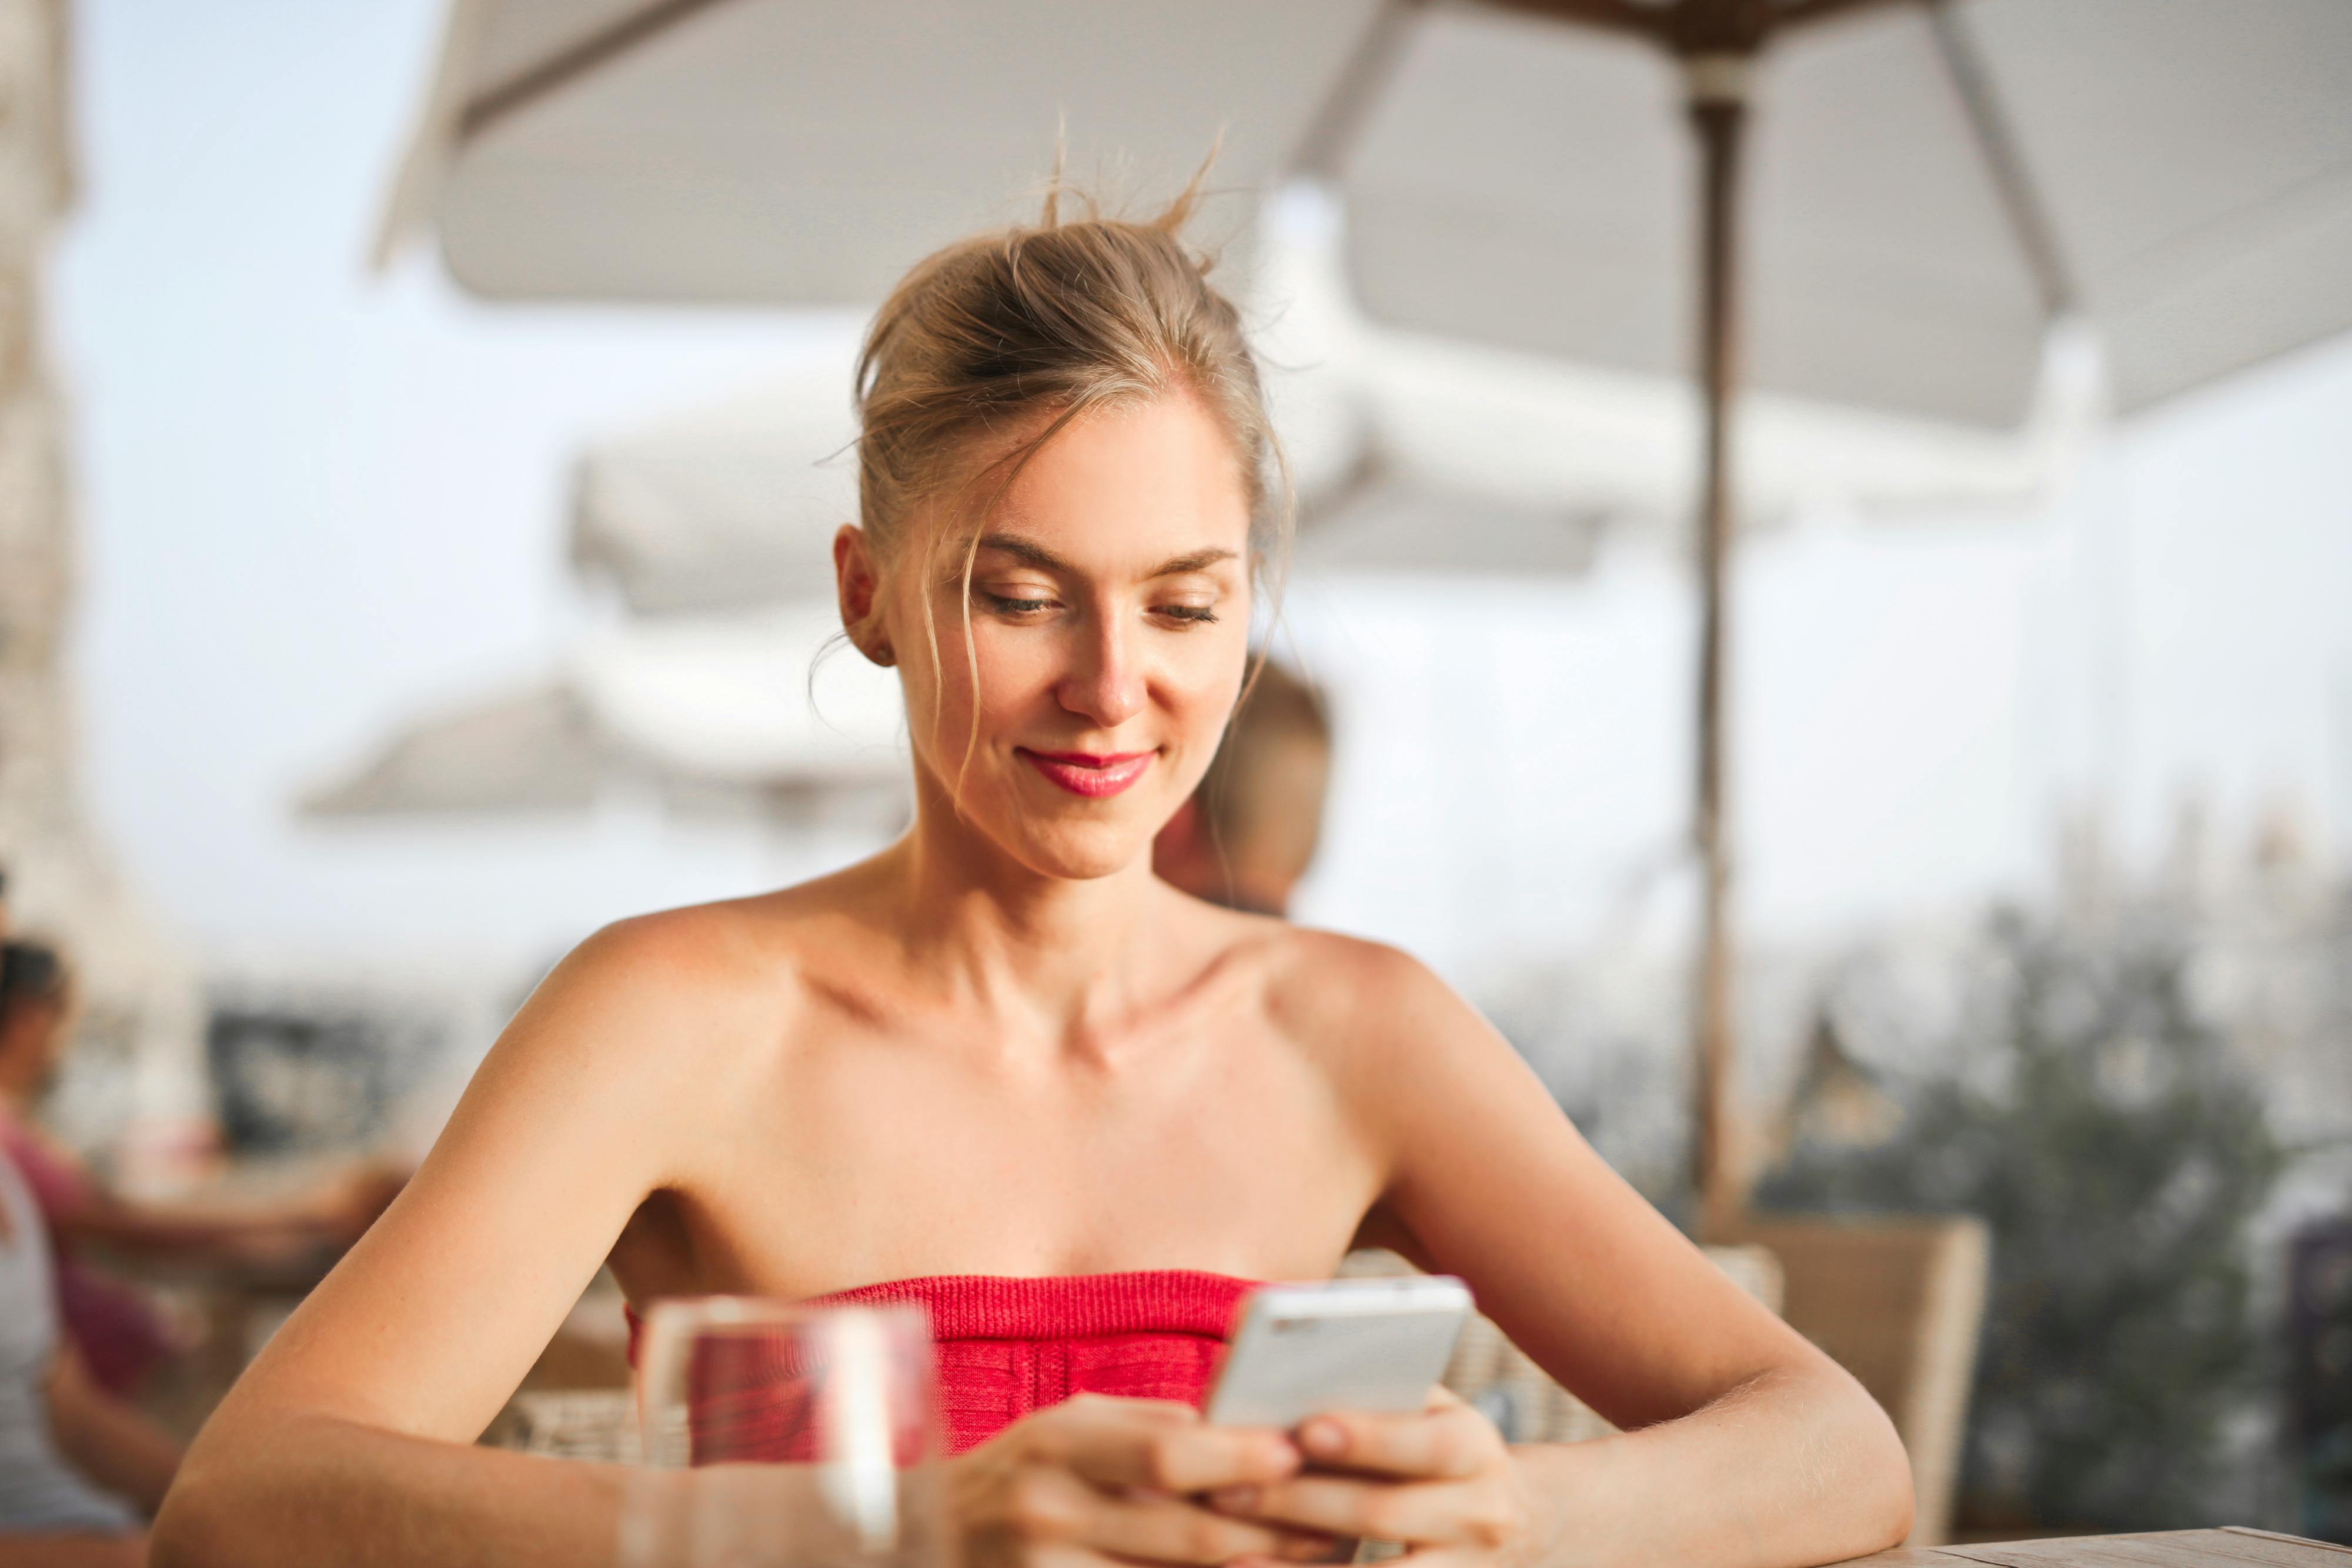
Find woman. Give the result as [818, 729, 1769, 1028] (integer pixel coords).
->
[156, 185, 1912, 1568]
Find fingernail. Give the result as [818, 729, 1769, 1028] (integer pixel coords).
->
[1214, 1486, 1261, 1512]
[1299, 1419, 1345, 1457]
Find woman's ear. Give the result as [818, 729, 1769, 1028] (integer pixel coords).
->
[833, 524, 896, 667]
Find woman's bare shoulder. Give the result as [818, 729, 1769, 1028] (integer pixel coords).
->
[505, 876, 876, 1078]
[1251, 924, 1481, 1061]
[563, 891, 808, 985]
[1228, 926, 1521, 1184]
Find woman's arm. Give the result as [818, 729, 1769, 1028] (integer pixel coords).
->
[0, 1534, 144, 1567]
[46, 1346, 182, 1514]
[1233, 941, 1912, 1568]
[153, 917, 751, 1568]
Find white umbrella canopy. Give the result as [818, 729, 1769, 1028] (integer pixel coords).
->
[302, 605, 908, 827]
[571, 606, 903, 789]
[1345, 322, 2092, 534]
[383, 0, 2352, 426]
[380, 0, 1387, 302]
[300, 684, 603, 815]
[1336, 0, 2352, 427]
[572, 372, 860, 615]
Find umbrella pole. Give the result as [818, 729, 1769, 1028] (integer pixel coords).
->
[1686, 54, 1748, 1241]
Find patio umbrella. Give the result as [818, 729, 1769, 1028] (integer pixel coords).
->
[1312, 0, 2352, 1229]
[378, 0, 2352, 1230]
[302, 604, 909, 830]
[571, 372, 860, 616]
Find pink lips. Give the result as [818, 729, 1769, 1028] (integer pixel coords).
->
[1017, 748, 1156, 798]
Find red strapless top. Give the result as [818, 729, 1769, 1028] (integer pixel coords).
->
[627, 1269, 1257, 1455]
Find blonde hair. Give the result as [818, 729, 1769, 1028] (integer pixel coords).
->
[848, 170, 1294, 778]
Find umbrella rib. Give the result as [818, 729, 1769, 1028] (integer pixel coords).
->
[1290, 0, 1426, 180]
[1770, 0, 1913, 33]
[457, 0, 746, 146]
[1472, 0, 1673, 46]
[1922, 0, 2079, 316]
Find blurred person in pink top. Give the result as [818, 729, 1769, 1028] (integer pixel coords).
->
[0, 940, 400, 1397]
[1, 1124, 181, 1566]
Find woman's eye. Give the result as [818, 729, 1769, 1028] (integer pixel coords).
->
[981, 590, 1055, 615]
[1156, 603, 1220, 625]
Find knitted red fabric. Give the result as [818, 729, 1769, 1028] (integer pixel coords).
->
[626, 1270, 1257, 1456]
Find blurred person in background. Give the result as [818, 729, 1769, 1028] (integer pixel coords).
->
[2, 1104, 178, 1566]
[0, 941, 399, 1398]
[1152, 656, 1330, 917]
[160, 183, 1910, 1568]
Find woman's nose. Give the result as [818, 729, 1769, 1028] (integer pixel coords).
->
[1057, 616, 1145, 728]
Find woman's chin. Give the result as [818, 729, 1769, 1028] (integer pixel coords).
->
[997, 813, 1157, 882]
[1024, 835, 1148, 882]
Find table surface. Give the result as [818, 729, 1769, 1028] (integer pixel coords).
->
[1846, 1529, 2349, 1566]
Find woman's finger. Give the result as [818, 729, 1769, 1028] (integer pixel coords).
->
[1026, 1544, 1142, 1568]
[1211, 1472, 1521, 1550]
[1231, 1547, 1482, 1568]
[1035, 1398, 1301, 1493]
[1075, 1479, 1339, 1564]
[1292, 1398, 1494, 1481]
[1000, 1463, 1292, 1562]
[1211, 1475, 1439, 1542]
[1385, 1547, 1485, 1568]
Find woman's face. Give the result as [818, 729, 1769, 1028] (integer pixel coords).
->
[873, 390, 1254, 881]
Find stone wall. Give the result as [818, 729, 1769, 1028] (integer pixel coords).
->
[0, 0, 205, 1190]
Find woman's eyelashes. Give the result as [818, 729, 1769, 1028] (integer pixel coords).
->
[974, 586, 1221, 626]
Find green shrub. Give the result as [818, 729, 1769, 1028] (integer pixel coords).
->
[1759, 908, 2287, 1530]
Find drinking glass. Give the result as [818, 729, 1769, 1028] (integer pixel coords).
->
[620, 1297, 944, 1568]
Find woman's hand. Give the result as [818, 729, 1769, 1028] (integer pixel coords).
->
[951, 1394, 1339, 1568]
[1208, 1390, 1530, 1568]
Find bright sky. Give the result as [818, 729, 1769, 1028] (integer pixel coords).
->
[51, 0, 2352, 997]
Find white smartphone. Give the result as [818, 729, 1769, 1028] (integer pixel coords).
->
[1205, 1276, 1473, 1429]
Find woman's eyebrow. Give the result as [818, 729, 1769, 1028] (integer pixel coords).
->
[975, 533, 1238, 579]
[1149, 547, 1239, 577]
[975, 533, 1068, 571]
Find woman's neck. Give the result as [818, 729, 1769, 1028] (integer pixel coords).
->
[870, 797, 1182, 1053]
